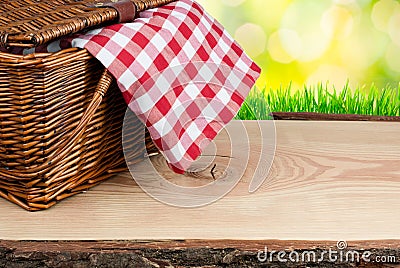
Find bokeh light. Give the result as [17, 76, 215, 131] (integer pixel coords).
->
[196, 0, 400, 90]
[268, 30, 298, 64]
[281, 0, 331, 62]
[234, 23, 267, 58]
[371, 0, 399, 33]
[320, 5, 354, 39]
[221, 0, 245, 7]
[386, 42, 400, 72]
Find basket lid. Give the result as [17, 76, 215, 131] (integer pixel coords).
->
[0, 0, 175, 48]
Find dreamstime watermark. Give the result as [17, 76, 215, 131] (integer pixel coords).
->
[257, 241, 398, 264]
[122, 62, 276, 208]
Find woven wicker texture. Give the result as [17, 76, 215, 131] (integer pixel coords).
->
[0, 0, 169, 210]
[0, 0, 175, 47]
[0, 48, 157, 210]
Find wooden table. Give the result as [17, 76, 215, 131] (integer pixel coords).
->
[1, 121, 400, 267]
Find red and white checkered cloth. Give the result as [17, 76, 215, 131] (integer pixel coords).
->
[16, 0, 261, 173]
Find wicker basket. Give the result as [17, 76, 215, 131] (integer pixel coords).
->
[0, 0, 171, 210]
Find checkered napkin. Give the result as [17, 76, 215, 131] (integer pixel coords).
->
[20, 0, 261, 173]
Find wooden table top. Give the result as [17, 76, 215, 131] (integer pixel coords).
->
[1, 120, 399, 267]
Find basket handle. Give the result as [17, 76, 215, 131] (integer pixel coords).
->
[0, 69, 113, 180]
[48, 69, 113, 164]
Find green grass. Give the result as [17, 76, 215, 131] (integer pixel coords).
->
[235, 83, 400, 120]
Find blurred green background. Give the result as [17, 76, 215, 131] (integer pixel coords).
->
[197, 0, 400, 90]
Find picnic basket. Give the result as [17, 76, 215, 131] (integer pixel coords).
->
[0, 0, 172, 211]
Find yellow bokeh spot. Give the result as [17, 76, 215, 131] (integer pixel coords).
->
[281, 0, 331, 62]
[386, 43, 400, 72]
[340, 28, 387, 70]
[333, 0, 356, 5]
[221, 0, 245, 7]
[268, 30, 300, 63]
[320, 6, 354, 39]
[234, 23, 267, 58]
[371, 0, 400, 33]
[307, 65, 350, 89]
[388, 8, 400, 46]
[247, 0, 292, 32]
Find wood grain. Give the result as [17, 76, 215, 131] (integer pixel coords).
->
[0, 121, 399, 241]
[1, 240, 400, 267]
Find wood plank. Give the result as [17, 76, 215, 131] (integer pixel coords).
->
[1, 240, 400, 267]
[271, 112, 400, 121]
[0, 121, 399, 241]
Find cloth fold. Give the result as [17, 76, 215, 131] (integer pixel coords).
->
[18, 0, 261, 173]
